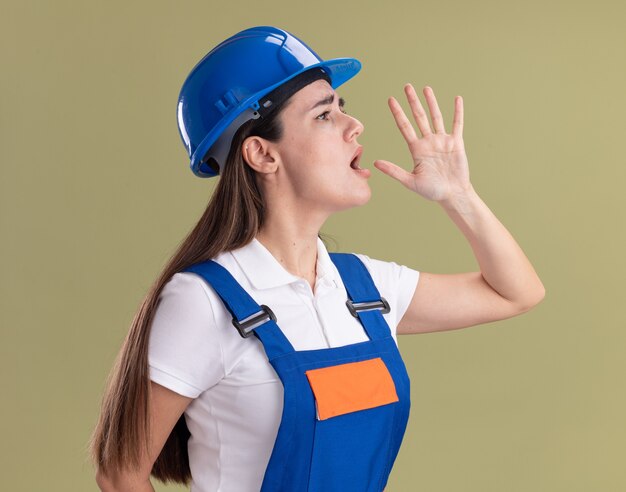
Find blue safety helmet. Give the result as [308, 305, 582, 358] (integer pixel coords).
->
[176, 26, 362, 178]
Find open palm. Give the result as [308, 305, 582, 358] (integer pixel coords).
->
[374, 84, 472, 203]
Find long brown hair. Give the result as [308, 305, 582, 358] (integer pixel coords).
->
[88, 91, 337, 485]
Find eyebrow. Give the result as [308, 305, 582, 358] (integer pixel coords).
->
[308, 94, 346, 112]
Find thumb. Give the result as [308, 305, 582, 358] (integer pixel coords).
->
[373, 160, 411, 187]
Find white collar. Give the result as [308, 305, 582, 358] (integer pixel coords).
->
[229, 236, 339, 291]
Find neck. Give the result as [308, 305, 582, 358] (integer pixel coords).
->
[255, 222, 321, 284]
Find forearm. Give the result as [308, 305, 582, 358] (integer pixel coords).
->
[439, 185, 545, 307]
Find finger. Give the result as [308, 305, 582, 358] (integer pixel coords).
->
[374, 159, 413, 188]
[422, 86, 446, 134]
[387, 96, 419, 151]
[451, 95, 464, 138]
[403, 83, 432, 137]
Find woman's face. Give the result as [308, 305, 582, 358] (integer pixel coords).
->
[249, 78, 371, 214]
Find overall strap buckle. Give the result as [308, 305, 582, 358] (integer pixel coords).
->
[232, 304, 277, 338]
[345, 297, 390, 318]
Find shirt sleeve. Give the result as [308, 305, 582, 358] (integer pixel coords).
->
[148, 272, 225, 398]
[353, 253, 420, 334]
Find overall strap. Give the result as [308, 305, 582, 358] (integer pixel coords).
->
[181, 260, 296, 358]
[329, 253, 394, 341]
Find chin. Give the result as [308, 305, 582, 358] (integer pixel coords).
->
[343, 185, 372, 210]
[322, 182, 372, 212]
[355, 187, 372, 206]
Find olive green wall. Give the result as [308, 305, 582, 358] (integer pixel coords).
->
[2, 0, 624, 490]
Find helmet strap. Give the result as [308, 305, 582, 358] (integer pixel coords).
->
[256, 67, 332, 119]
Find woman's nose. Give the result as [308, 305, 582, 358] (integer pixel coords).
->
[346, 115, 364, 141]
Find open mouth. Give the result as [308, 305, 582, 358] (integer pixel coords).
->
[350, 147, 363, 170]
[348, 146, 371, 178]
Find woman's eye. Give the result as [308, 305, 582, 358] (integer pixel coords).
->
[316, 108, 348, 120]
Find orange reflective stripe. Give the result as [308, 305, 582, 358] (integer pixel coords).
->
[305, 357, 399, 420]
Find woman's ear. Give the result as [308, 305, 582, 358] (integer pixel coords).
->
[242, 137, 279, 174]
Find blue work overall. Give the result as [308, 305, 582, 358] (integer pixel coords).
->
[182, 252, 411, 491]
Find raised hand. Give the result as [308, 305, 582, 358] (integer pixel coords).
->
[374, 84, 473, 203]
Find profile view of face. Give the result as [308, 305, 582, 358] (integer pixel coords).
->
[248, 78, 371, 215]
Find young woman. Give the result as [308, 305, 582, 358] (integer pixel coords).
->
[90, 26, 545, 492]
